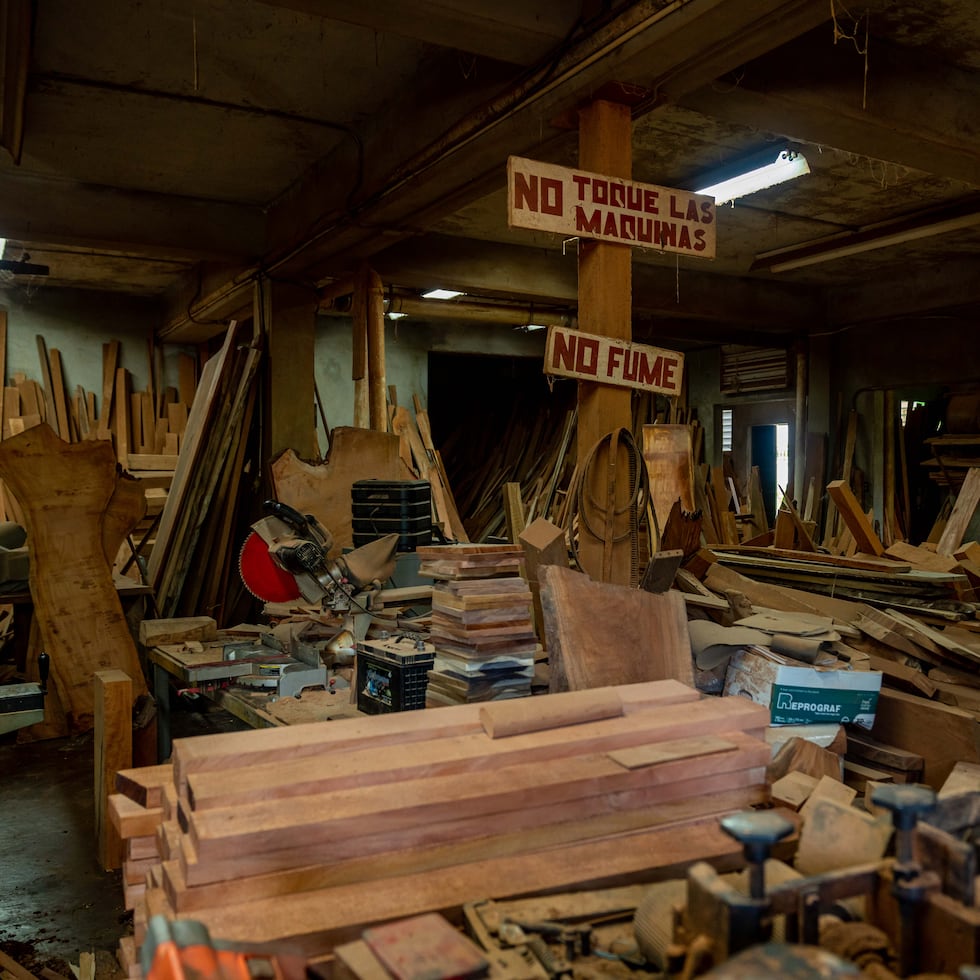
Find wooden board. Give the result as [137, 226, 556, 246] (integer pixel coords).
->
[641, 424, 696, 540]
[539, 564, 693, 692]
[937, 467, 980, 556]
[870, 688, 980, 788]
[95, 669, 132, 870]
[0, 424, 147, 730]
[271, 428, 415, 556]
[827, 480, 884, 556]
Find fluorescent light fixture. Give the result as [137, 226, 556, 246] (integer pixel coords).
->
[387, 311, 408, 319]
[524, 323, 548, 332]
[421, 288, 464, 300]
[696, 148, 809, 206]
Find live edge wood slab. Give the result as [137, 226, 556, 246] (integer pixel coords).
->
[0, 423, 147, 730]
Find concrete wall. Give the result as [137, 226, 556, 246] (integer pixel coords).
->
[0, 285, 181, 413]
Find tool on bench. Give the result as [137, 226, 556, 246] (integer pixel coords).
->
[142, 914, 307, 980]
[0, 651, 48, 735]
[239, 500, 398, 610]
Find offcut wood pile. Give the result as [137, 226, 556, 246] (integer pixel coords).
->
[108, 681, 772, 974]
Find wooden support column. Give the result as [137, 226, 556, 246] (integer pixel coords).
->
[575, 99, 634, 585]
[264, 279, 318, 460]
[793, 345, 807, 506]
[366, 268, 387, 432]
[95, 668, 132, 871]
[351, 268, 370, 429]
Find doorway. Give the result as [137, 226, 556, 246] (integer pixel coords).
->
[751, 422, 790, 521]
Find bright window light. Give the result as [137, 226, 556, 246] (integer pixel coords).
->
[421, 288, 463, 300]
[696, 149, 810, 206]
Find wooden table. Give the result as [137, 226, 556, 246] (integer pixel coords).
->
[148, 642, 362, 761]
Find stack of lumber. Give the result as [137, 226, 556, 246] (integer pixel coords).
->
[147, 321, 261, 621]
[419, 544, 538, 705]
[109, 681, 772, 967]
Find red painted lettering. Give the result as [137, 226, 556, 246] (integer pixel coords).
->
[700, 201, 714, 225]
[686, 200, 700, 222]
[636, 218, 654, 243]
[607, 345, 624, 377]
[514, 172, 538, 212]
[627, 186, 644, 211]
[662, 358, 677, 390]
[678, 226, 692, 250]
[638, 354, 663, 387]
[610, 182, 626, 208]
[576, 338, 599, 375]
[575, 206, 602, 236]
[644, 190, 659, 214]
[572, 174, 590, 200]
[656, 222, 677, 248]
[619, 214, 636, 240]
[622, 349, 639, 381]
[551, 329, 576, 371]
[694, 228, 707, 251]
[603, 212, 619, 237]
[593, 179, 608, 205]
[541, 177, 563, 216]
[670, 195, 685, 219]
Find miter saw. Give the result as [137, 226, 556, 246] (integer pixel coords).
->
[239, 500, 399, 611]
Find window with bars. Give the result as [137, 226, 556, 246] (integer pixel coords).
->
[720, 345, 791, 393]
[721, 408, 733, 452]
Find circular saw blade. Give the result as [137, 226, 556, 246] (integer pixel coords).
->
[238, 531, 302, 603]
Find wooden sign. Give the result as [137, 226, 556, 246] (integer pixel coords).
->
[544, 325, 684, 396]
[508, 155, 716, 258]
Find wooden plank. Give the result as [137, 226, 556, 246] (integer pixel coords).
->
[937, 467, 980, 556]
[641, 424, 695, 541]
[502, 482, 526, 544]
[127, 453, 179, 471]
[866, 653, 936, 698]
[177, 352, 197, 406]
[97, 340, 120, 437]
[0, 312, 6, 432]
[2, 386, 19, 439]
[115, 367, 130, 467]
[48, 348, 72, 441]
[0, 951, 41, 980]
[480, 688, 622, 738]
[827, 479, 884, 556]
[95, 669, 133, 871]
[539, 564, 693, 692]
[518, 518, 567, 644]
[181, 682, 707, 808]
[870, 688, 980, 789]
[35, 335, 59, 432]
[139, 616, 217, 647]
[109, 793, 164, 838]
[116, 764, 174, 809]
[608, 734, 736, 770]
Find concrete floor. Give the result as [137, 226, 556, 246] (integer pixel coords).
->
[0, 699, 249, 977]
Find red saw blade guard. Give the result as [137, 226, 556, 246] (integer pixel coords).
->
[239, 531, 302, 602]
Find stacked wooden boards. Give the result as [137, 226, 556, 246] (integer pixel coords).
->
[420, 544, 538, 705]
[109, 681, 771, 966]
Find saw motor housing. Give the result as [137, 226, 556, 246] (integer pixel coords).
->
[244, 501, 398, 607]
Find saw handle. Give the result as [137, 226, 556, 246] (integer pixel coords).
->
[263, 500, 311, 533]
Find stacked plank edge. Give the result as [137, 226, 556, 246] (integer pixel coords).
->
[108, 680, 771, 973]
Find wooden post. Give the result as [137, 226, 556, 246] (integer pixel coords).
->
[575, 98, 633, 585]
[351, 268, 370, 428]
[95, 668, 132, 871]
[366, 268, 387, 432]
[793, 345, 807, 508]
[264, 279, 318, 459]
[884, 389, 896, 545]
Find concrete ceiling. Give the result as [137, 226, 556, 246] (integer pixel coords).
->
[0, 0, 978, 350]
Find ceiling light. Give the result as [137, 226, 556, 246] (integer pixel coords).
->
[387, 311, 407, 319]
[524, 323, 548, 331]
[421, 288, 464, 300]
[695, 148, 810, 206]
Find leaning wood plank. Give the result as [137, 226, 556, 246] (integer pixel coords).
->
[480, 688, 622, 738]
[271, 429, 415, 557]
[98, 340, 120, 437]
[96, 669, 132, 871]
[0, 425, 147, 731]
[826, 479, 885, 556]
[174, 809, 767, 955]
[179, 680, 703, 802]
[147, 325, 236, 586]
[540, 565, 693, 692]
[870, 688, 980, 789]
[35, 335, 59, 433]
[937, 467, 980, 556]
[0, 312, 6, 432]
[0, 951, 42, 980]
[48, 348, 72, 441]
[115, 367, 130, 467]
[641, 424, 696, 541]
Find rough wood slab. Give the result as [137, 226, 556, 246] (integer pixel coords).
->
[712, 545, 910, 573]
[540, 565, 693, 692]
[0, 424, 147, 730]
[827, 480, 885, 556]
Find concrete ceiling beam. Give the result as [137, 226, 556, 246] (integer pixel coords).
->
[678, 28, 980, 186]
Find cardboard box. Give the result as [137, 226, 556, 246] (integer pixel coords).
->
[724, 645, 882, 728]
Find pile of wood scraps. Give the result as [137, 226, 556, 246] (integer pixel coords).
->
[108, 680, 773, 969]
[420, 544, 539, 705]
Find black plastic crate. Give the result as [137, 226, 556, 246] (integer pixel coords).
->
[351, 479, 432, 551]
[356, 644, 434, 714]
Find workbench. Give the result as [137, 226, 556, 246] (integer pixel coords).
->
[148, 643, 362, 761]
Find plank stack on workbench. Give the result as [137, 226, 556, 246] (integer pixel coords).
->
[418, 544, 538, 705]
[109, 681, 772, 969]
